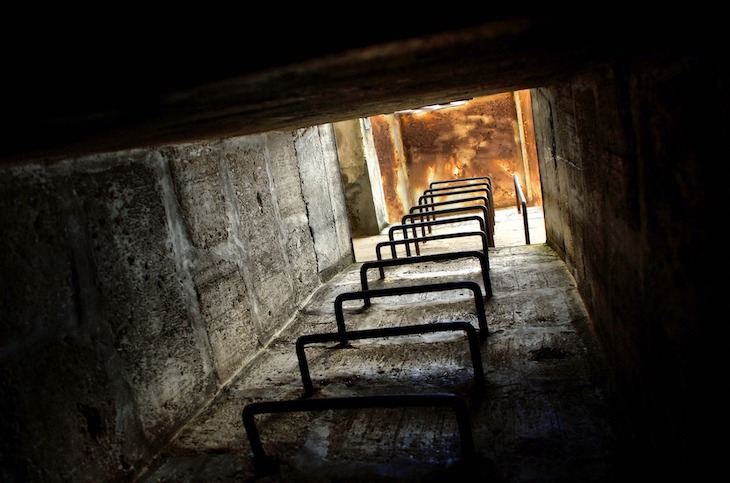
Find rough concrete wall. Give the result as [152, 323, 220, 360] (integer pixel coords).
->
[295, 125, 354, 280]
[361, 118, 389, 231]
[531, 49, 718, 478]
[0, 156, 165, 482]
[0, 126, 351, 481]
[334, 119, 388, 236]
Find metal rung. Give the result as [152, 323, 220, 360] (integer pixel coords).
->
[242, 393, 476, 473]
[388, 215, 489, 256]
[410, 196, 495, 241]
[429, 176, 493, 190]
[295, 321, 485, 397]
[376, 231, 489, 274]
[361, 249, 492, 298]
[402, 204, 491, 243]
[334, 281, 488, 343]
[418, 188, 492, 209]
[423, 182, 490, 196]
[421, 184, 496, 227]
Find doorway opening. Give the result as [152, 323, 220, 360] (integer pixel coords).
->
[335, 90, 545, 261]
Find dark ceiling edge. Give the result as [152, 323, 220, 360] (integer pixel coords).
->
[0, 15, 688, 166]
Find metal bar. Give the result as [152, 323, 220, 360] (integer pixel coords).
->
[409, 197, 494, 246]
[429, 178, 495, 225]
[419, 183, 493, 233]
[412, 195, 489, 212]
[334, 281, 488, 344]
[242, 393, 476, 472]
[418, 188, 491, 207]
[513, 174, 531, 245]
[423, 182, 490, 195]
[402, 205, 490, 243]
[296, 321, 485, 397]
[418, 187, 492, 234]
[411, 195, 490, 220]
[388, 215, 488, 258]
[422, 183, 491, 233]
[430, 176, 493, 192]
[375, 231, 489, 279]
[361, 250, 492, 300]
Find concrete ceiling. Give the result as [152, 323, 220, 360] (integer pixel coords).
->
[0, 14, 673, 165]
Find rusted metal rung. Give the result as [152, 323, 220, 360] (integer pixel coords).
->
[361, 249, 492, 298]
[295, 321, 485, 397]
[241, 392, 476, 474]
[334, 281, 488, 343]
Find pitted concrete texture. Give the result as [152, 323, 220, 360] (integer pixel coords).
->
[138, 208, 620, 482]
[295, 126, 354, 280]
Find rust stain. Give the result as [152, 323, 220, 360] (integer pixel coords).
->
[398, 93, 524, 208]
[370, 115, 406, 221]
[371, 92, 541, 220]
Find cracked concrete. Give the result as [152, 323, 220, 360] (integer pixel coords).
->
[137, 207, 622, 482]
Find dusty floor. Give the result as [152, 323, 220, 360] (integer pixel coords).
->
[137, 207, 624, 482]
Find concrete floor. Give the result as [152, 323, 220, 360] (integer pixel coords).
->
[138, 207, 624, 482]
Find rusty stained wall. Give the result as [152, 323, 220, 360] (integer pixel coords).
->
[516, 90, 542, 206]
[370, 114, 409, 222]
[371, 92, 541, 222]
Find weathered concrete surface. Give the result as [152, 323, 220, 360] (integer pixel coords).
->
[138, 209, 623, 482]
[0, 127, 353, 482]
[334, 119, 389, 236]
[0, 16, 719, 482]
[530, 46, 720, 478]
[296, 126, 354, 281]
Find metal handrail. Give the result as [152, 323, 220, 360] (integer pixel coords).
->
[513, 174, 530, 245]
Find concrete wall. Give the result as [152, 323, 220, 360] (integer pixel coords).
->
[334, 119, 389, 236]
[531, 49, 718, 477]
[0, 125, 353, 481]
